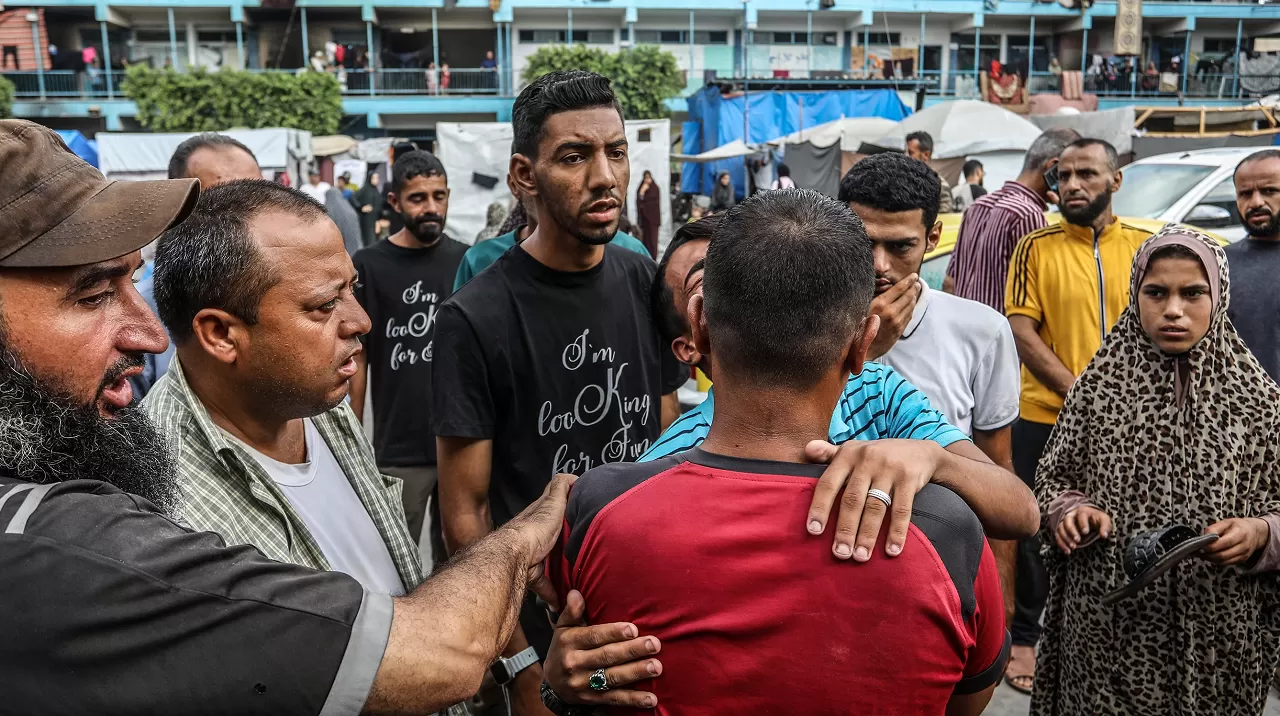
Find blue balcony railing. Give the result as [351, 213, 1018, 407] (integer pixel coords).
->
[2, 67, 503, 100]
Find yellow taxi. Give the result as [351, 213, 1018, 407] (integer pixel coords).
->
[921, 215, 1229, 291]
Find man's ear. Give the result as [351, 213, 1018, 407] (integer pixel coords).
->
[672, 335, 702, 368]
[925, 221, 943, 254]
[510, 153, 538, 199]
[386, 191, 401, 214]
[190, 308, 247, 366]
[844, 314, 880, 376]
[689, 294, 711, 358]
[1111, 168, 1123, 194]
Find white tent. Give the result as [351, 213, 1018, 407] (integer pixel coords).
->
[770, 117, 899, 151]
[436, 119, 672, 246]
[672, 138, 753, 163]
[97, 128, 314, 184]
[871, 100, 1044, 158]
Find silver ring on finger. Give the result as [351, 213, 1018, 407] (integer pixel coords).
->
[588, 668, 610, 692]
[867, 488, 892, 508]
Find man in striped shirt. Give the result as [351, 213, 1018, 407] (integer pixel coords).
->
[944, 128, 1079, 311]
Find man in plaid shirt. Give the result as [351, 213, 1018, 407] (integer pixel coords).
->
[143, 180, 425, 596]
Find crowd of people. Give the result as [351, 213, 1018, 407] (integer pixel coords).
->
[1, 67, 1280, 716]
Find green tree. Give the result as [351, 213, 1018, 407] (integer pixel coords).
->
[0, 74, 14, 120]
[522, 44, 683, 119]
[122, 66, 343, 135]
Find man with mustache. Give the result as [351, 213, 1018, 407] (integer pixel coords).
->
[1226, 149, 1280, 382]
[143, 179, 424, 597]
[351, 151, 468, 570]
[432, 70, 686, 714]
[0, 119, 576, 715]
[1002, 137, 1152, 693]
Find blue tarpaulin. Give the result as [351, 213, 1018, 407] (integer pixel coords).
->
[56, 130, 99, 168]
[680, 87, 911, 198]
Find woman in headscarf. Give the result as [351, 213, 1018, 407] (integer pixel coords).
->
[351, 170, 384, 247]
[635, 169, 661, 259]
[475, 200, 510, 243]
[1032, 226, 1280, 715]
[709, 172, 736, 213]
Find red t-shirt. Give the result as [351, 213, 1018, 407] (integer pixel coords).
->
[549, 448, 1009, 715]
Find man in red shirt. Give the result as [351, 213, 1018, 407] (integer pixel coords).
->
[549, 188, 1008, 714]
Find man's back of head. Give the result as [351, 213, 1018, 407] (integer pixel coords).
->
[168, 133, 261, 189]
[702, 189, 874, 392]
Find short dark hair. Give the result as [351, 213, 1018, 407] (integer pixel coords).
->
[1063, 137, 1120, 172]
[962, 159, 984, 179]
[1149, 243, 1201, 266]
[511, 70, 624, 160]
[1235, 149, 1280, 178]
[651, 215, 721, 345]
[838, 153, 941, 229]
[703, 188, 874, 390]
[905, 131, 934, 154]
[391, 150, 447, 193]
[1021, 127, 1081, 173]
[777, 164, 791, 178]
[153, 180, 328, 344]
[167, 133, 258, 180]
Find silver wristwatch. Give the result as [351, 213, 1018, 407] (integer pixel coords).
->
[489, 646, 539, 685]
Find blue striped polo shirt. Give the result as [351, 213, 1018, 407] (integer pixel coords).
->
[640, 362, 969, 462]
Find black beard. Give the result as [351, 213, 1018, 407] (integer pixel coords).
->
[1244, 210, 1280, 239]
[1060, 190, 1112, 228]
[0, 341, 179, 516]
[404, 213, 444, 244]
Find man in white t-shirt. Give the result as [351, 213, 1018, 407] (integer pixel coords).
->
[143, 179, 425, 595]
[840, 152, 1020, 617]
[299, 168, 332, 203]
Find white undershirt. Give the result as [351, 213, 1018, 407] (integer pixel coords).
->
[225, 418, 406, 595]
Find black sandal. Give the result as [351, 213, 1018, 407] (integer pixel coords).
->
[1102, 525, 1218, 606]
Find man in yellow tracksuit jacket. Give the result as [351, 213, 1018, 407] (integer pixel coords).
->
[1000, 138, 1152, 692]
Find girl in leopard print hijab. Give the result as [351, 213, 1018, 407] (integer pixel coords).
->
[1032, 226, 1280, 715]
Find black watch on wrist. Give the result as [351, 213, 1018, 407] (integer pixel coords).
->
[490, 646, 538, 686]
[540, 680, 595, 716]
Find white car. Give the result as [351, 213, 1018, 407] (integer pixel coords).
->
[1112, 146, 1264, 243]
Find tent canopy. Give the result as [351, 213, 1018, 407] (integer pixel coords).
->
[672, 139, 754, 163]
[1028, 106, 1136, 156]
[871, 100, 1043, 158]
[770, 117, 899, 151]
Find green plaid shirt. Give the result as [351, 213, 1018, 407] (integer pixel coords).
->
[142, 358, 426, 593]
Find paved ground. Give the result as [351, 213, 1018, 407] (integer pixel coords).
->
[983, 682, 1280, 715]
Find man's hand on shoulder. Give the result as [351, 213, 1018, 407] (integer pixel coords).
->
[804, 439, 944, 561]
[497, 472, 577, 604]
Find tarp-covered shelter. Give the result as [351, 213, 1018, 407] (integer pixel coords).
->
[56, 130, 98, 168]
[680, 87, 911, 198]
[869, 100, 1043, 188]
[436, 119, 671, 246]
[97, 128, 313, 184]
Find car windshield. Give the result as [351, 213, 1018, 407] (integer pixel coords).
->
[1111, 164, 1216, 219]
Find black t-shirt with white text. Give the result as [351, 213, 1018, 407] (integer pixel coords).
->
[433, 242, 684, 527]
[354, 235, 468, 466]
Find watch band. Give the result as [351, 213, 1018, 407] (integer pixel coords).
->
[540, 680, 595, 716]
[491, 645, 539, 685]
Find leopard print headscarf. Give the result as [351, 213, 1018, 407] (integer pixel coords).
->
[1032, 225, 1280, 716]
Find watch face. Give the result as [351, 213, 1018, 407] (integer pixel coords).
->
[490, 660, 512, 685]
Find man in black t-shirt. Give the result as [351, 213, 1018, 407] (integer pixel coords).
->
[432, 70, 686, 711]
[352, 151, 467, 564]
